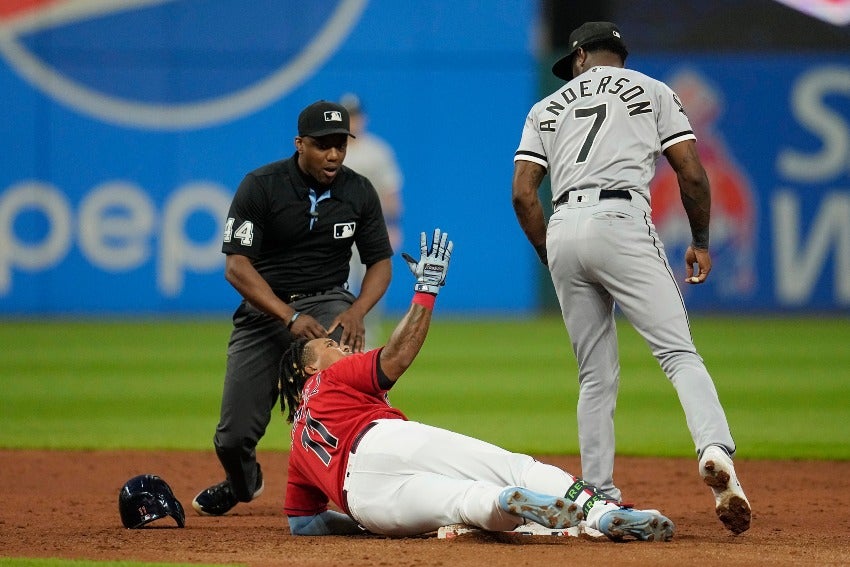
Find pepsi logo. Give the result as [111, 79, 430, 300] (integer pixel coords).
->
[0, 0, 368, 129]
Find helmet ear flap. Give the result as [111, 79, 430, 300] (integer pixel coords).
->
[119, 474, 186, 529]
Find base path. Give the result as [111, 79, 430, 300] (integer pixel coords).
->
[1, 450, 848, 566]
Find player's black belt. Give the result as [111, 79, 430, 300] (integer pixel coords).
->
[278, 288, 337, 303]
[350, 421, 379, 454]
[553, 189, 632, 208]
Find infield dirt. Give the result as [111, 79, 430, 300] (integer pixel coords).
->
[2, 450, 848, 566]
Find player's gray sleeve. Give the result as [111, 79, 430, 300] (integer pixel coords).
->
[514, 107, 548, 167]
[656, 82, 697, 151]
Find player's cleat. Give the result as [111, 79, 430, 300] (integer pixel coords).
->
[597, 508, 675, 541]
[192, 466, 265, 516]
[700, 445, 751, 534]
[498, 487, 583, 529]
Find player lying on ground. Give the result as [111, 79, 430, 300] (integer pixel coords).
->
[281, 229, 674, 541]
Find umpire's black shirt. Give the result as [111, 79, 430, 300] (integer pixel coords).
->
[222, 152, 393, 297]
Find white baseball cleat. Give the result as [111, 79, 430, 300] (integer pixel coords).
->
[699, 445, 751, 534]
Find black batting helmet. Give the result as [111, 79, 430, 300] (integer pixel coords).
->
[118, 474, 186, 529]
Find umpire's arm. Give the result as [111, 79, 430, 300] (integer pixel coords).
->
[224, 253, 324, 336]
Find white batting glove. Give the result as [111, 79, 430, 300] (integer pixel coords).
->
[401, 228, 453, 295]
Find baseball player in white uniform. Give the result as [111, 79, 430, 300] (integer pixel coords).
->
[511, 22, 751, 535]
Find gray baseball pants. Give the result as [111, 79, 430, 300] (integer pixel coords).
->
[546, 188, 736, 501]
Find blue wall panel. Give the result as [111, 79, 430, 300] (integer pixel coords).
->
[0, 1, 847, 315]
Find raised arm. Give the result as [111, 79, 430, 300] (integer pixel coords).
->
[378, 229, 454, 381]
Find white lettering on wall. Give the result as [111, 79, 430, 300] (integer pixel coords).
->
[0, 181, 72, 293]
[159, 183, 232, 296]
[0, 179, 231, 297]
[777, 66, 850, 182]
[772, 190, 850, 304]
[79, 182, 155, 270]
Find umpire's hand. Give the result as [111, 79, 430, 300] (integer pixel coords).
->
[328, 309, 367, 353]
[288, 313, 330, 340]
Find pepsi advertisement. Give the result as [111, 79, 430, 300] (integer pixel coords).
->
[0, 0, 847, 315]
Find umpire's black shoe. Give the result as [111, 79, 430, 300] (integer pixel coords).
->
[192, 466, 264, 516]
[192, 480, 238, 516]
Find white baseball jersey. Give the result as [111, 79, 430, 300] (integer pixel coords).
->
[515, 65, 695, 205]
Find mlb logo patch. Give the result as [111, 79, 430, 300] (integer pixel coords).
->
[334, 222, 355, 238]
[324, 110, 343, 122]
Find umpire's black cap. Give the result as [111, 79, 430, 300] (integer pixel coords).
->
[298, 100, 356, 138]
[552, 21, 628, 81]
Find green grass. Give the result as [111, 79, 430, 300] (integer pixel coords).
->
[395, 314, 850, 459]
[1, 315, 848, 459]
[0, 320, 233, 450]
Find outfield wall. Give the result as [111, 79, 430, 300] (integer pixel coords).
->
[1, 0, 847, 315]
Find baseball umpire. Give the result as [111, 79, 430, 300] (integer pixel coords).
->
[510, 22, 751, 534]
[193, 100, 393, 516]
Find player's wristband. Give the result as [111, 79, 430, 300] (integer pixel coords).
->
[534, 243, 548, 266]
[412, 292, 436, 310]
[691, 227, 710, 250]
[287, 311, 301, 329]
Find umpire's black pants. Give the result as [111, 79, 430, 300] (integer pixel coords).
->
[212, 287, 354, 501]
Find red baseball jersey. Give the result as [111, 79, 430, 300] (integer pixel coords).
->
[284, 349, 406, 517]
